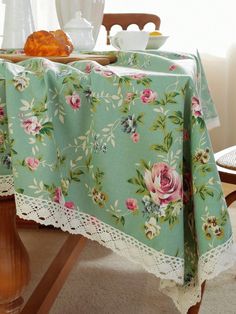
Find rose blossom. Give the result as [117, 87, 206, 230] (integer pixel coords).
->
[64, 201, 75, 209]
[22, 116, 42, 135]
[140, 89, 157, 104]
[53, 187, 75, 209]
[169, 64, 177, 71]
[125, 92, 135, 103]
[126, 198, 138, 211]
[53, 187, 65, 205]
[192, 96, 202, 117]
[131, 132, 140, 143]
[25, 157, 40, 171]
[65, 92, 81, 110]
[102, 70, 114, 77]
[130, 73, 146, 80]
[85, 63, 92, 73]
[144, 162, 182, 205]
[0, 106, 4, 121]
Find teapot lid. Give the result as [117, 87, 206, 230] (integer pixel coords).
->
[64, 11, 93, 29]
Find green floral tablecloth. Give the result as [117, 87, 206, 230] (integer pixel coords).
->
[0, 50, 234, 313]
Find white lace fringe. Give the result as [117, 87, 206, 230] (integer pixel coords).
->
[0, 174, 14, 196]
[11, 192, 236, 313]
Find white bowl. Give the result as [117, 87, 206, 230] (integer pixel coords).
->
[146, 35, 169, 50]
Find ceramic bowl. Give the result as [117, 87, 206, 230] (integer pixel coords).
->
[146, 35, 169, 50]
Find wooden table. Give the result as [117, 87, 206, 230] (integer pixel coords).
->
[0, 53, 205, 314]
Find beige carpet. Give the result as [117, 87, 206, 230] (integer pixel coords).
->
[19, 183, 236, 314]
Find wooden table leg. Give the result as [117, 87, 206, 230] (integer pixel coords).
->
[21, 234, 87, 314]
[187, 281, 206, 314]
[0, 196, 30, 314]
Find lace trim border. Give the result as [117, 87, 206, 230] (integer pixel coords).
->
[14, 192, 236, 313]
[15, 192, 185, 284]
[0, 174, 14, 196]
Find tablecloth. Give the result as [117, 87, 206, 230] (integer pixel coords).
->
[0, 50, 235, 313]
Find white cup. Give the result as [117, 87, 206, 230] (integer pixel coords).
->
[110, 31, 149, 51]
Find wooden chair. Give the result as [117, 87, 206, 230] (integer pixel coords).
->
[102, 13, 161, 44]
[215, 146, 236, 206]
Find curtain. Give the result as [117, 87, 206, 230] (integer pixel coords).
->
[0, 0, 235, 151]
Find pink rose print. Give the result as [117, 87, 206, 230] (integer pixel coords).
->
[144, 162, 182, 205]
[94, 66, 102, 72]
[25, 157, 40, 171]
[53, 187, 75, 209]
[140, 89, 157, 104]
[65, 92, 81, 110]
[53, 187, 64, 205]
[130, 73, 146, 80]
[0, 106, 4, 121]
[131, 132, 140, 143]
[126, 198, 138, 211]
[22, 116, 42, 135]
[85, 63, 92, 73]
[169, 64, 177, 71]
[192, 96, 202, 117]
[102, 70, 114, 77]
[125, 92, 135, 104]
[64, 201, 75, 209]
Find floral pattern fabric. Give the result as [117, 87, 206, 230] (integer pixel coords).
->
[0, 50, 233, 313]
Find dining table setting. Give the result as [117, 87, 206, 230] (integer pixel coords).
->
[0, 25, 236, 314]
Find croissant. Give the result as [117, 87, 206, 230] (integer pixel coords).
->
[24, 30, 74, 57]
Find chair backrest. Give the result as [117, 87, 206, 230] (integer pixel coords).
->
[102, 13, 161, 44]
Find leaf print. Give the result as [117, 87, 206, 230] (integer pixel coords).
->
[150, 144, 168, 153]
[62, 73, 82, 89]
[20, 99, 34, 111]
[69, 169, 84, 182]
[150, 115, 166, 131]
[39, 121, 54, 136]
[196, 185, 214, 200]
[118, 77, 132, 88]
[164, 132, 173, 151]
[136, 77, 152, 87]
[156, 92, 180, 106]
[112, 213, 125, 226]
[168, 111, 184, 126]
[140, 159, 151, 170]
[32, 102, 48, 116]
[136, 113, 144, 124]
[160, 200, 182, 229]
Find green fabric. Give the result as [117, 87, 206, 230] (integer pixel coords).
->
[0, 50, 232, 299]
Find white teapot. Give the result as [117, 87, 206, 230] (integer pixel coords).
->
[63, 11, 95, 51]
